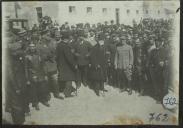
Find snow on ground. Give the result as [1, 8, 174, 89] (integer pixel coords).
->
[2, 84, 178, 125]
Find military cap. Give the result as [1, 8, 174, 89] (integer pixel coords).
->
[135, 39, 141, 44]
[71, 25, 75, 28]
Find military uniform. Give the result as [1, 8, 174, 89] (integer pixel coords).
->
[5, 40, 28, 124]
[114, 36, 134, 94]
[25, 43, 50, 109]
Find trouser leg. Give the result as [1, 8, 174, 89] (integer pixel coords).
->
[37, 81, 50, 103]
[64, 81, 76, 97]
[49, 74, 60, 97]
[94, 81, 100, 96]
[30, 82, 39, 107]
[11, 108, 25, 124]
[99, 81, 104, 91]
[58, 81, 66, 93]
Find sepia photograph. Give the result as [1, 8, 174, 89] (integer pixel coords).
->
[2, 0, 180, 125]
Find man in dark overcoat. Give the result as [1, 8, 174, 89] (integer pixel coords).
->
[148, 40, 167, 103]
[88, 35, 107, 96]
[56, 32, 78, 97]
[5, 37, 29, 124]
[133, 39, 146, 96]
[74, 36, 92, 87]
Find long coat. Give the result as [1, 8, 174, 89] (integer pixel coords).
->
[74, 40, 92, 66]
[56, 41, 77, 81]
[38, 38, 58, 75]
[5, 45, 27, 119]
[114, 44, 134, 69]
[88, 43, 107, 81]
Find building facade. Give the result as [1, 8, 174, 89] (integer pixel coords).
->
[3, 1, 178, 27]
[58, 1, 177, 26]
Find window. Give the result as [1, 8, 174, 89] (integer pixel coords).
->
[146, 10, 148, 14]
[102, 8, 107, 14]
[136, 10, 139, 14]
[127, 9, 130, 14]
[69, 6, 76, 13]
[158, 10, 160, 14]
[87, 7, 92, 14]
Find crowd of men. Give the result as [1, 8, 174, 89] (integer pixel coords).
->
[5, 18, 174, 124]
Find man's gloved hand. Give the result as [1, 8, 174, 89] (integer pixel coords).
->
[16, 89, 21, 94]
[26, 81, 31, 85]
[45, 76, 48, 81]
[159, 61, 164, 67]
[75, 65, 78, 69]
[89, 64, 91, 67]
[97, 65, 101, 69]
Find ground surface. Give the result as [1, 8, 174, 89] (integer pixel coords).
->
[2, 84, 178, 125]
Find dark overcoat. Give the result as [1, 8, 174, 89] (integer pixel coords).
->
[88, 43, 107, 81]
[74, 40, 92, 66]
[5, 44, 28, 120]
[56, 41, 77, 81]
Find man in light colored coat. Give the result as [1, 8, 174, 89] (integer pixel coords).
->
[115, 35, 134, 95]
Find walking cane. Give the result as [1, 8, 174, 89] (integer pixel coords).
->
[75, 68, 80, 96]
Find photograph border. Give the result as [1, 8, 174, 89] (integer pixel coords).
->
[1, 0, 182, 127]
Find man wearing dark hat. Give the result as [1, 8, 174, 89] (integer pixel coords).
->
[56, 32, 78, 97]
[148, 39, 167, 103]
[74, 35, 92, 87]
[114, 34, 134, 95]
[88, 34, 108, 96]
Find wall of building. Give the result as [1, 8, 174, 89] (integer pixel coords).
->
[3, 1, 179, 27]
[57, 1, 178, 26]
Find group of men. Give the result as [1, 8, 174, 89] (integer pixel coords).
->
[5, 18, 174, 124]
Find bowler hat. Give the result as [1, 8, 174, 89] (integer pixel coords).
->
[18, 29, 26, 36]
[29, 43, 36, 47]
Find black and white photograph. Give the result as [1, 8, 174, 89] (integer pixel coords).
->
[2, 0, 180, 125]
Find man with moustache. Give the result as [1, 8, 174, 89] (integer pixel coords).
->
[114, 34, 134, 95]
